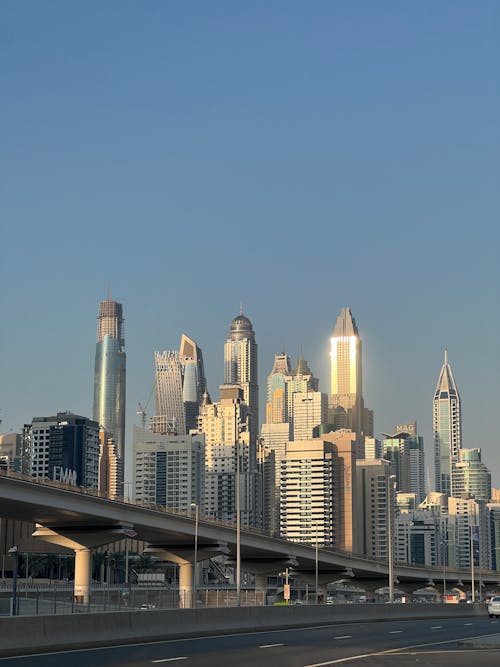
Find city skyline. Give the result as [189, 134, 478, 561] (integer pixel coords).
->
[2, 2, 499, 487]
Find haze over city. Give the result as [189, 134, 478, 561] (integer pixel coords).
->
[2, 0, 499, 486]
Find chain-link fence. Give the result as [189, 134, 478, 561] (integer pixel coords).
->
[1, 586, 266, 616]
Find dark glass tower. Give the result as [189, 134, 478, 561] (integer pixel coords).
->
[93, 299, 126, 478]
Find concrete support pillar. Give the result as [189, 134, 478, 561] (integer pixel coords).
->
[179, 562, 193, 609]
[74, 548, 91, 605]
[255, 575, 267, 606]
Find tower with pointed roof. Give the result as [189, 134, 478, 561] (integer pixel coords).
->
[433, 350, 462, 496]
[224, 310, 258, 445]
[329, 307, 372, 436]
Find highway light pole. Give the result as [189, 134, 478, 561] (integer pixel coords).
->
[314, 522, 319, 604]
[236, 441, 241, 607]
[8, 546, 19, 616]
[190, 503, 199, 608]
[387, 475, 396, 603]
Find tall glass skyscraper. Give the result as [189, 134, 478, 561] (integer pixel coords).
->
[433, 350, 462, 496]
[93, 298, 126, 479]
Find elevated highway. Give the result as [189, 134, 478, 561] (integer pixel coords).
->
[1, 471, 498, 605]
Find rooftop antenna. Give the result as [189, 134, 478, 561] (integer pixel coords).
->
[444, 348, 448, 365]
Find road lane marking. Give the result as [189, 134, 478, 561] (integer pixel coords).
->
[388, 631, 402, 634]
[430, 626, 442, 629]
[303, 632, 500, 666]
[152, 659, 188, 663]
[464, 623, 473, 625]
[259, 644, 284, 648]
[333, 636, 352, 639]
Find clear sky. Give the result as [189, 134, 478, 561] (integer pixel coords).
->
[1, 1, 499, 486]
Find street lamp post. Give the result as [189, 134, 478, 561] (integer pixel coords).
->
[470, 524, 476, 603]
[190, 503, 199, 609]
[8, 546, 19, 616]
[314, 521, 319, 604]
[236, 441, 241, 607]
[442, 539, 448, 603]
[387, 475, 396, 603]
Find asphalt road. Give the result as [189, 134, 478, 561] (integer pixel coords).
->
[0, 616, 499, 667]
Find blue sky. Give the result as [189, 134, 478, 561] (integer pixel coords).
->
[1, 1, 499, 485]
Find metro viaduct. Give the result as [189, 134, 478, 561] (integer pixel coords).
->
[1, 473, 498, 606]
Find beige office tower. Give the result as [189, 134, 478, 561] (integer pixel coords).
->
[330, 307, 373, 437]
[292, 391, 328, 440]
[356, 458, 392, 559]
[321, 430, 359, 553]
[280, 439, 338, 546]
[224, 311, 258, 445]
[98, 428, 122, 499]
[198, 386, 259, 527]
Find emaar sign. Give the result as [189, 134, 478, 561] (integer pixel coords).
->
[52, 466, 77, 486]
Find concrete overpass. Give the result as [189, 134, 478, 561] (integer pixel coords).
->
[1, 471, 498, 606]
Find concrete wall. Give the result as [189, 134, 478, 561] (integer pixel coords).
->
[0, 603, 487, 656]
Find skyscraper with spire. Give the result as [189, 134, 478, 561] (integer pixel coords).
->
[329, 307, 372, 436]
[433, 350, 462, 496]
[224, 310, 258, 445]
[93, 298, 126, 481]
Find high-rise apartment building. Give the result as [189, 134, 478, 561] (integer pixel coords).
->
[433, 351, 462, 496]
[285, 358, 319, 433]
[266, 353, 291, 423]
[280, 439, 337, 547]
[224, 311, 258, 445]
[321, 429, 359, 553]
[382, 422, 425, 503]
[0, 433, 22, 472]
[330, 307, 373, 436]
[198, 386, 260, 527]
[452, 448, 491, 502]
[292, 391, 328, 440]
[132, 426, 205, 512]
[356, 458, 392, 560]
[24, 412, 100, 488]
[93, 298, 126, 479]
[98, 428, 122, 499]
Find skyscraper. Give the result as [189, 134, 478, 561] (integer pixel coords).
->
[93, 298, 126, 477]
[24, 412, 100, 488]
[433, 351, 462, 496]
[179, 334, 206, 432]
[330, 307, 373, 436]
[266, 353, 291, 423]
[151, 334, 206, 435]
[224, 311, 258, 444]
[152, 350, 186, 435]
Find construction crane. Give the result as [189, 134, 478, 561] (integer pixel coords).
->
[137, 382, 155, 430]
